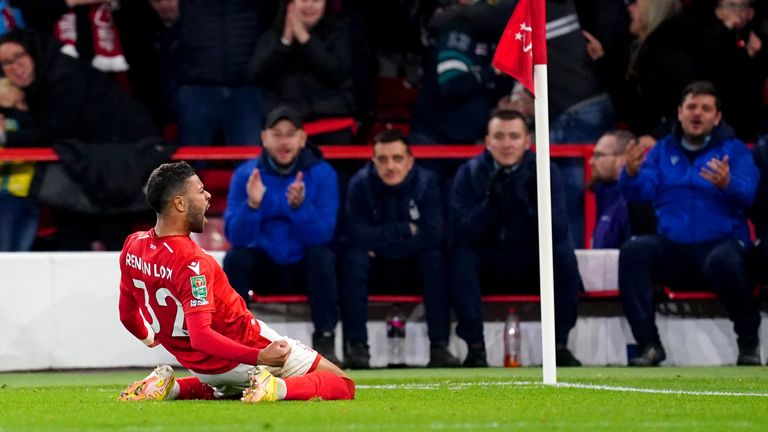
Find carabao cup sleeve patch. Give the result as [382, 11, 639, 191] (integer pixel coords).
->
[190, 275, 208, 300]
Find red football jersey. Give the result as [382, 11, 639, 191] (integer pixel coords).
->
[119, 229, 268, 374]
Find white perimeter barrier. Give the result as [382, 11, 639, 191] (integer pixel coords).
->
[0, 250, 764, 371]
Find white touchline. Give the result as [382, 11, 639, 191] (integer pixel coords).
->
[356, 381, 768, 397]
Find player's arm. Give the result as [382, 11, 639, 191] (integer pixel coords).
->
[177, 257, 290, 366]
[186, 312, 289, 366]
[118, 280, 157, 347]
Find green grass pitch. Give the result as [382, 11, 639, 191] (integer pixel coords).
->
[1, 367, 767, 431]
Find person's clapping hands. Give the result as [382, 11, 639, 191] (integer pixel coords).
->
[286, 171, 306, 208]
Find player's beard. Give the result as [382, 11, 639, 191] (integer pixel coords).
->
[187, 204, 207, 234]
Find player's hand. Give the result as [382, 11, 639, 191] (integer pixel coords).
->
[582, 30, 604, 61]
[247, 168, 267, 209]
[624, 137, 652, 177]
[700, 155, 731, 189]
[141, 331, 159, 348]
[409, 223, 418, 236]
[286, 171, 305, 208]
[257, 340, 292, 366]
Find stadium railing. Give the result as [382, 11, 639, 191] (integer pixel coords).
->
[0, 143, 597, 246]
[251, 291, 621, 306]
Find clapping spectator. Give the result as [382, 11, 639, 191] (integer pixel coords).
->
[589, 129, 656, 249]
[619, 81, 761, 366]
[223, 106, 341, 365]
[249, 0, 357, 145]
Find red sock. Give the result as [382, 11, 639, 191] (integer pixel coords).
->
[176, 376, 216, 400]
[284, 371, 355, 400]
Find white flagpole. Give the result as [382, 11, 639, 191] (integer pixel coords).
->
[533, 63, 557, 385]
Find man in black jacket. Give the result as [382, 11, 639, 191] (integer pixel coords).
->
[450, 109, 582, 367]
[340, 129, 459, 369]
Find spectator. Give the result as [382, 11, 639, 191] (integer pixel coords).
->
[175, 0, 273, 146]
[144, 0, 181, 130]
[249, 0, 357, 145]
[488, 0, 616, 247]
[223, 106, 340, 365]
[619, 81, 761, 366]
[620, 0, 689, 140]
[0, 29, 163, 251]
[575, 0, 633, 121]
[0, 78, 43, 251]
[339, 129, 459, 369]
[543, 0, 615, 249]
[589, 129, 656, 248]
[683, 0, 768, 142]
[450, 109, 582, 367]
[409, 1, 497, 146]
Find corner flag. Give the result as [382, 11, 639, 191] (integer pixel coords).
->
[492, 0, 547, 95]
[493, 0, 558, 385]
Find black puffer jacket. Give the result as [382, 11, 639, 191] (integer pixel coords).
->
[451, 150, 571, 249]
[248, 6, 355, 120]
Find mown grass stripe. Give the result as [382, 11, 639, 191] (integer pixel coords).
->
[358, 380, 768, 397]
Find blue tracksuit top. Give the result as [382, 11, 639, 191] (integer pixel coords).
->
[620, 122, 758, 244]
[223, 146, 338, 264]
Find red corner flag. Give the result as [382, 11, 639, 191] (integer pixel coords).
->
[492, 0, 547, 96]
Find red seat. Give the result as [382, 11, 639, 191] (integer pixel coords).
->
[304, 117, 357, 137]
[662, 287, 717, 301]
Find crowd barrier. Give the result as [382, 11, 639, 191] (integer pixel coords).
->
[1, 250, 765, 371]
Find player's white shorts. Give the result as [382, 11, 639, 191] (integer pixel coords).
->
[190, 319, 320, 398]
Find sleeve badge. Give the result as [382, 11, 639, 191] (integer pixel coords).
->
[190, 275, 208, 300]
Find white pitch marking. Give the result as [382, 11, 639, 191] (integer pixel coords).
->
[357, 380, 768, 397]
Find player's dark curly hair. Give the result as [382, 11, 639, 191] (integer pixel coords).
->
[145, 161, 197, 213]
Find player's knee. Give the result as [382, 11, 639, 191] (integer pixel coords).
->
[341, 376, 356, 400]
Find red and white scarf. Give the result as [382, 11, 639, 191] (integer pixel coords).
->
[53, 3, 129, 72]
[1, 7, 18, 30]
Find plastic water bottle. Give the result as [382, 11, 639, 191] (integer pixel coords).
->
[504, 307, 521, 367]
[386, 307, 406, 368]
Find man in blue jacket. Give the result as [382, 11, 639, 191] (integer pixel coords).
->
[223, 106, 340, 365]
[620, 81, 761, 366]
[340, 130, 459, 369]
[451, 109, 582, 367]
